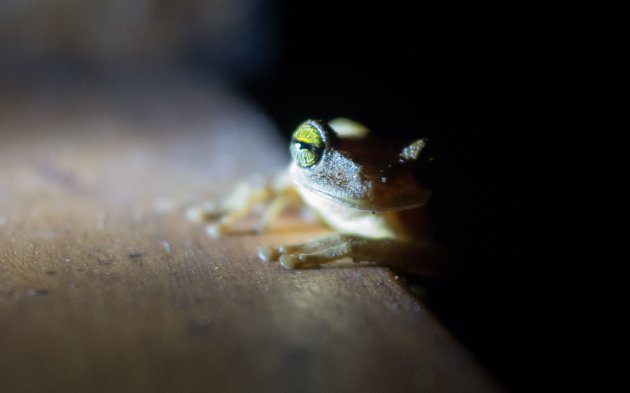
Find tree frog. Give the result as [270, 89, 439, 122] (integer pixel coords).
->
[187, 119, 446, 276]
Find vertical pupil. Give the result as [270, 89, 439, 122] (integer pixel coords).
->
[294, 141, 310, 151]
[291, 138, 321, 167]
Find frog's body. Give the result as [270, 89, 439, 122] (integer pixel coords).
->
[187, 118, 445, 275]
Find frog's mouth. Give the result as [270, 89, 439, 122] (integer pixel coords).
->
[294, 177, 412, 212]
[294, 174, 430, 213]
[296, 180, 366, 210]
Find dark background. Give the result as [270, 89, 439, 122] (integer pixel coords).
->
[1, 0, 591, 391]
[240, 2, 583, 392]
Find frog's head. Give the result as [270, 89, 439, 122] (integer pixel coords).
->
[289, 119, 434, 212]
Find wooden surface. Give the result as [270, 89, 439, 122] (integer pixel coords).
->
[0, 86, 501, 393]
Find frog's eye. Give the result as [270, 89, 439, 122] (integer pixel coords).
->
[290, 122, 325, 168]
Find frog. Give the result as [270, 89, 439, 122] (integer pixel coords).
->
[186, 118, 446, 276]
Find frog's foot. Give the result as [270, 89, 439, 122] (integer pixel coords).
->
[202, 186, 271, 236]
[185, 201, 225, 222]
[259, 234, 369, 269]
[185, 168, 304, 237]
[185, 177, 279, 237]
[259, 234, 448, 276]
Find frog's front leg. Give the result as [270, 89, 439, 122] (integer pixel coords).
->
[186, 170, 298, 236]
[260, 234, 447, 276]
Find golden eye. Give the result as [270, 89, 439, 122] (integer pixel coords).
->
[290, 122, 324, 168]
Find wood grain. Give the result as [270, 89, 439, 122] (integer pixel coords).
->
[0, 87, 501, 393]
